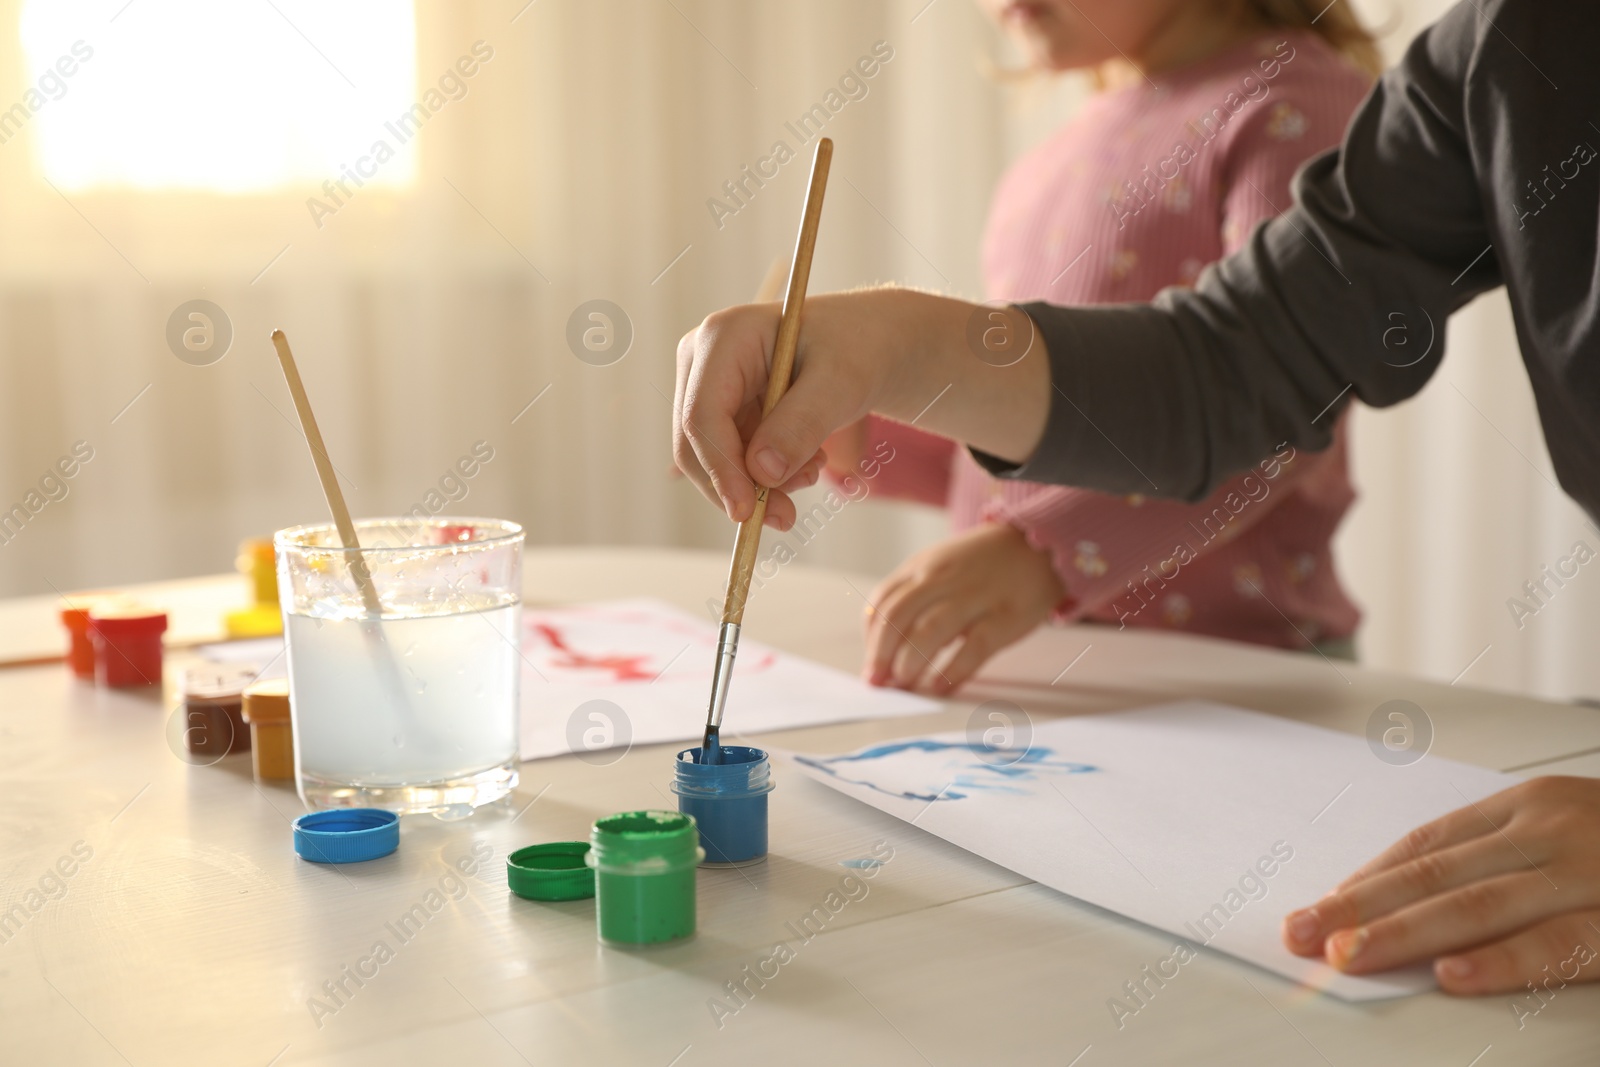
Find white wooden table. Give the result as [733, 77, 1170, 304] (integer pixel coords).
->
[2, 547, 1596, 1065]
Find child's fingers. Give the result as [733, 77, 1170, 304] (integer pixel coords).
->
[891, 602, 973, 689]
[935, 618, 1009, 694]
[696, 458, 818, 535]
[862, 570, 912, 641]
[1332, 793, 1513, 894]
[1323, 870, 1560, 976]
[743, 358, 872, 490]
[763, 489, 796, 532]
[890, 639, 940, 692]
[669, 419, 716, 506]
[675, 309, 779, 522]
[862, 608, 902, 688]
[863, 571, 917, 682]
[1434, 909, 1600, 995]
[865, 574, 946, 687]
[682, 389, 759, 523]
[1283, 835, 1529, 958]
[776, 453, 826, 495]
[672, 327, 727, 512]
[864, 592, 916, 687]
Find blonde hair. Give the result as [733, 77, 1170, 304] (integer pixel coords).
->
[1241, 0, 1384, 77]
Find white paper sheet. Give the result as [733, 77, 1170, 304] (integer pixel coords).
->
[197, 636, 287, 677]
[518, 599, 939, 760]
[786, 701, 1517, 1000]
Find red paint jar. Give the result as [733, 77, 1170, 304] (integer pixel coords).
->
[60, 593, 133, 680]
[87, 606, 167, 687]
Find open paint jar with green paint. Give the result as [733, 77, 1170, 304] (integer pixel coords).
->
[587, 810, 703, 945]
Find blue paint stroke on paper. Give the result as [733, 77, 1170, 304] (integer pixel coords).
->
[797, 740, 1096, 803]
[839, 858, 884, 870]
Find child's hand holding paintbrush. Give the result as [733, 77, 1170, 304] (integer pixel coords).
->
[667, 258, 828, 506]
[699, 137, 832, 763]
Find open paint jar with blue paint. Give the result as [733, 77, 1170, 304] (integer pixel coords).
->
[671, 746, 774, 866]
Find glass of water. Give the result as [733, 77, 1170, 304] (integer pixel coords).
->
[275, 517, 523, 817]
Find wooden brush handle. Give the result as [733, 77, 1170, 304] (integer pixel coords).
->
[271, 330, 384, 618]
[718, 137, 832, 625]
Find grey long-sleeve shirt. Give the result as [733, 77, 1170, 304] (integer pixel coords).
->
[989, 0, 1600, 520]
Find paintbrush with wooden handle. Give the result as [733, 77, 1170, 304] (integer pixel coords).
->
[701, 136, 833, 763]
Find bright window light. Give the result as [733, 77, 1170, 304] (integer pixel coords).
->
[17, 0, 417, 192]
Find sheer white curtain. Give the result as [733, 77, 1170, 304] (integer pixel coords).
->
[0, 0, 1592, 702]
[0, 0, 1002, 597]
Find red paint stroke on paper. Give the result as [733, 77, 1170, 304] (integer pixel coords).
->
[529, 622, 658, 682]
[524, 613, 778, 683]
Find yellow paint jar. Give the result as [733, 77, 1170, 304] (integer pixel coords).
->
[237, 539, 278, 604]
[242, 678, 294, 782]
[227, 539, 283, 637]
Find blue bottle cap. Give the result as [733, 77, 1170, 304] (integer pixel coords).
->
[293, 808, 400, 863]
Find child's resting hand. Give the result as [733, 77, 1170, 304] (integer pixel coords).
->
[862, 522, 1065, 694]
[1281, 776, 1600, 995]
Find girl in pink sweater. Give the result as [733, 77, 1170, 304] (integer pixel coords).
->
[832, 1, 1380, 694]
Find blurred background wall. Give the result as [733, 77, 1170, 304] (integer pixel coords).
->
[0, 0, 1593, 702]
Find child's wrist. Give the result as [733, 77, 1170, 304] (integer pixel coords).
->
[998, 520, 1072, 615]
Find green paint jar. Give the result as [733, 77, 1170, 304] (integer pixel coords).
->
[587, 810, 703, 945]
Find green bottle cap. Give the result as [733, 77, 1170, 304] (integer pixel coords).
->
[507, 842, 595, 901]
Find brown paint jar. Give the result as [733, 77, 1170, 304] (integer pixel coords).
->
[178, 666, 253, 758]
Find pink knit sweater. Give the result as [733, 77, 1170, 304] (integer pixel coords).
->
[866, 32, 1367, 649]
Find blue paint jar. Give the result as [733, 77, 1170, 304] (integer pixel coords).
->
[671, 745, 774, 866]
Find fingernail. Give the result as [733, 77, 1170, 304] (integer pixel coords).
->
[1329, 927, 1368, 967]
[1286, 909, 1319, 945]
[753, 448, 786, 484]
[1438, 956, 1474, 981]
